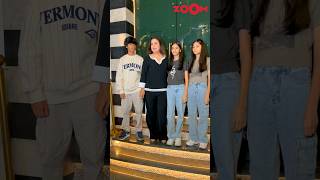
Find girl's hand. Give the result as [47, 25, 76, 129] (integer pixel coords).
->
[204, 94, 210, 105]
[232, 102, 247, 132]
[304, 102, 318, 137]
[140, 89, 145, 98]
[182, 93, 188, 103]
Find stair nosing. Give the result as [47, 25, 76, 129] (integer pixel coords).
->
[112, 140, 210, 161]
[111, 159, 210, 180]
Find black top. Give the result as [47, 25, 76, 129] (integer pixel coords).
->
[140, 55, 168, 90]
[211, 0, 251, 74]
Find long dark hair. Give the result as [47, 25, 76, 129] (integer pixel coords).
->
[251, 0, 310, 36]
[213, 0, 235, 28]
[168, 41, 184, 71]
[188, 39, 209, 73]
[148, 37, 166, 55]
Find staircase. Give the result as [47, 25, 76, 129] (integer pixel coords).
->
[110, 114, 211, 180]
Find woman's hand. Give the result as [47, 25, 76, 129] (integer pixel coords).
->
[204, 93, 210, 105]
[232, 102, 247, 132]
[120, 93, 126, 99]
[31, 100, 49, 118]
[182, 93, 188, 103]
[140, 88, 145, 98]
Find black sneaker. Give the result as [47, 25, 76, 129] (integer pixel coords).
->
[136, 131, 144, 142]
[118, 130, 130, 141]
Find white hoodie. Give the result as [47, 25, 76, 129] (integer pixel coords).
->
[116, 54, 143, 94]
[18, 0, 106, 104]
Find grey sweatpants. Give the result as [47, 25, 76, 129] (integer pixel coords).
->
[120, 92, 143, 132]
[36, 94, 106, 180]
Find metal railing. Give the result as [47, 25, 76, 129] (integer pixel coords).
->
[0, 54, 14, 180]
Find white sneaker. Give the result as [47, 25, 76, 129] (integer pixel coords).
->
[166, 139, 174, 146]
[174, 138, 181, 147]
[186, 140, 197, 146]
[199, 143, 208, 150]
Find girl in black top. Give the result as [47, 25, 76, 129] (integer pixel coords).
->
[139, 37, 169, 144]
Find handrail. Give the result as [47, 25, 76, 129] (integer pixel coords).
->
[0, 54, 14, 180]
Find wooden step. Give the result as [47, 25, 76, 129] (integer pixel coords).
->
[110, 159, 210, 180]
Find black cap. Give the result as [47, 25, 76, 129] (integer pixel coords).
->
[124, 36, 137, 46]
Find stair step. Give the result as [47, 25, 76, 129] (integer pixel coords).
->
[110, 167, 148, 180]
[111, 140, 210, 175]
[110, 159, 210, 180]
[112, 139, 210, 158]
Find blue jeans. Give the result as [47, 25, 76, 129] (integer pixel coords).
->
[167, 84, 186, 139]
[188, 82, 209, 143]
[211, 72, 242, 180]
[248, 66, 317, 180]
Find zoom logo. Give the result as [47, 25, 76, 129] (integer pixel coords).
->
[173, 3, 208, 15]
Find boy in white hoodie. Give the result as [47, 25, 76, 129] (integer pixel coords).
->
[116, 37, 144, 141]
[18, 0, 108, 180]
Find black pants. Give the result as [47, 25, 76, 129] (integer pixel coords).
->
[145, 91, 167, 140]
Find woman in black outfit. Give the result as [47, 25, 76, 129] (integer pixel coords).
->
[139, 37, 169, 144]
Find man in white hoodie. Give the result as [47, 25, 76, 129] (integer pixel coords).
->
[18, 0, 108, 180]
[116, 37, 144, 142]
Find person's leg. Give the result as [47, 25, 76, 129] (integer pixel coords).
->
[133, 92, 144, 141]
[145, 91, 158, 140]
[248, 67, 280, 180]
[166, 86, 176, 140]
[211, 72, 242, 180]
[36, 104, 73, 180]
[132, 92, 144, 132]
[197, 83, 209, 145]
[175, 84, 186, 139]
[72, 94, 106, 180]
[278, 68, 317, 180]
[187, 84, 198, 143]
[158, 91, 168, 141]
[120, 94, 133, 132]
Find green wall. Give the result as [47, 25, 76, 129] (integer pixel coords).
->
[135, 0, 210, 60]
